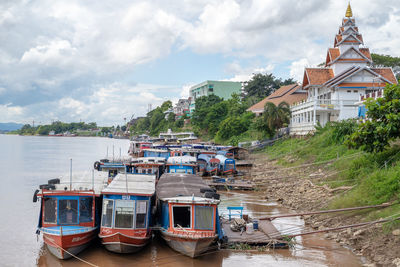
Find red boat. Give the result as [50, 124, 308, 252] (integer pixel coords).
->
[99, 173, 156, 253]
[34, 172, 108, 259]
[156, 173, 221, 258]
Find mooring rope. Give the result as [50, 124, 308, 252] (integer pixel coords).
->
[44, 237, 98, 267]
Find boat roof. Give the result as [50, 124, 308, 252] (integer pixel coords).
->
[131, 157, 166, 164]
[167, 156, 197, 164]
[40, 171, 109, 195]
[102, 173, 156, 196]
[156, 173, 213, 200]
[162, 196, 220, 204]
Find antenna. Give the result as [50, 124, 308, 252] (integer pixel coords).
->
[92, 169, 94, 191]
[125, 168, 128, 195]
[112, 145, 115, 162]
[69, 158, 72, 190]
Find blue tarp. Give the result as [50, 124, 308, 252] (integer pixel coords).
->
[358, 105, 366, 118]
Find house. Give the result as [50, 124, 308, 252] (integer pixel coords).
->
[189, 80, 243, 114]
[290, 3, 397, 135]
[247, 84, 307, 116]
[173, 98, 191, 119]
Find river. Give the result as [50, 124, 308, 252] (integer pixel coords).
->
[0, 134, 362, 266]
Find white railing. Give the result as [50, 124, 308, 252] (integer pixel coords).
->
[291, 99, 359, 112]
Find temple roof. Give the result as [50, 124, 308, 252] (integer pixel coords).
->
[303, 68, 334, 89]
[345, 2, 353, 18]
[371, 68, 398, 84]
[247, 84, 307, 112]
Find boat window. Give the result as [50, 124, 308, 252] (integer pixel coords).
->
[195, 206, 214, 230]
[115, 200, 134, 228]
[59, 199, 78, 224]
[102, 199, 114, 227]
[147, 169, 152, 174]
[226, 163, 235, 171]
[44, 198, 57, 224]
[79, 197, 93, 223]
[135, 201, 147, 228]
[173, 206, 191, 228]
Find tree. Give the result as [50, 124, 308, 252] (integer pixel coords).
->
[167, 112, 175, 123]
[160, 100, 172, 112]
[255, 102, 291, 137]
[191, 95, 224, 130]
[264, 102, 291, 130]
[215, 116, 247, 141]
[244, 73, 295, 102]
[347, 84, 400, 153]
[371, 53, 400, 80]
[244, 73, 278, 100]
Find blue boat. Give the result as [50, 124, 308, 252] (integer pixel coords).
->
[34, 171, 109, 259]
[99, 174, 156, 253]
[215, 155, 236, 175]
[143, 149, 171, 160]
[166, 156, 197, 174]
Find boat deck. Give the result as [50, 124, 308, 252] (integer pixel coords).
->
[206, 180, 255, 190]
[221, 218, 287, 247]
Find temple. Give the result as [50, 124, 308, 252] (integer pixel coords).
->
[290, 3, 397, 135]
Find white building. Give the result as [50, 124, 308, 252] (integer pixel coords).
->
[290, 4, 397, 135]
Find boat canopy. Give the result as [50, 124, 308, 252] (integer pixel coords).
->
[101, 174, 156, 196]
[39, 171, 109, 195]
[167, 156, 197, 165]
[130, 157, 165, 164]
[156, 173, 214, 200]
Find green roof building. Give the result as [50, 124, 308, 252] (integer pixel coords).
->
[189, 80, 243, 113]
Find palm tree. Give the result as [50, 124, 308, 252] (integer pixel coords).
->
[263, 101, 291, 131]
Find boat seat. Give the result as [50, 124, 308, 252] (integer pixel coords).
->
[227, 206, 243, 221]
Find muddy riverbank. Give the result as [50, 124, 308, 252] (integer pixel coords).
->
[251, 153, 400, 267]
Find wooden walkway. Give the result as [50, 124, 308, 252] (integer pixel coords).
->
[221, 218, 287, 247]
[206, 180, 255, 190]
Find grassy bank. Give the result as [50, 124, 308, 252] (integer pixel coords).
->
[263, 123, 400, 225]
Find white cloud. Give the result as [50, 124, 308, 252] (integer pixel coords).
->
[1, 0, 400, 124]
[20, 39, 76, 65]
[0, 103, 25, 122]
[289, 58, 310, 82]
[223, 62, 275, 81]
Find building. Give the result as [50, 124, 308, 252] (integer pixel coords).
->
[290, 3, 397, 135]
[173, 98, 191, 119]
[189, 80, 243, 113]
[247, 84, 307, 116]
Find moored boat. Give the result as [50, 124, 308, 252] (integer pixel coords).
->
[34, 171, 108, 259]
[99, 173, 156, 253]
[156, 173, 221, 258]
[166, 155, 197, 174]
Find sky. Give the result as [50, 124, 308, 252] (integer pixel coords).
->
[1, 0, 400, 126]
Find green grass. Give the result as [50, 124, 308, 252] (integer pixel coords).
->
[263, 123, 400, 221]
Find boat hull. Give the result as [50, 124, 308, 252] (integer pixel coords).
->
[160, 230, 216, 258]
[99, 232, 151, 254]
[42, 228, 97, 260]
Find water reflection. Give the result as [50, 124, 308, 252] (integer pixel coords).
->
[0, 135, 362, 266]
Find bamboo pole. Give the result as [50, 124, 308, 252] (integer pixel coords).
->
[259, 203, 391, 221]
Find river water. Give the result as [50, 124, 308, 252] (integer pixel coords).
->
[0, 135, 362, 267]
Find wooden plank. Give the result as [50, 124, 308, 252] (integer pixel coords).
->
[259, 220, 282, 239]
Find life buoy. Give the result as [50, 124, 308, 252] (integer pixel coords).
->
[94, 161, 101, 170]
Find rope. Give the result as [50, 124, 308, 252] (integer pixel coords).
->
[44, 236, 98, 267]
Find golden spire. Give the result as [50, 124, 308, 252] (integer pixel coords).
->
[345, 2, 353, 17]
